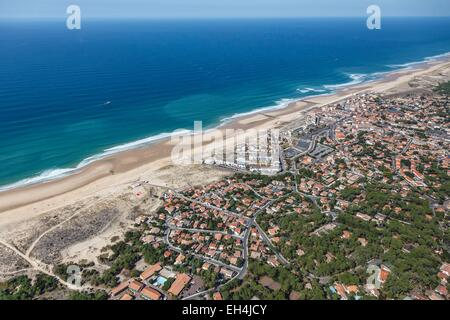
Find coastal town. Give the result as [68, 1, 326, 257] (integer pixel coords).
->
[0, 71, 449, 301]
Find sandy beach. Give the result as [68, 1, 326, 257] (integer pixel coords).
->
[0, 56, 449, 219]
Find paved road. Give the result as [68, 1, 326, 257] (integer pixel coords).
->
[167, 225, 243, 240]
[401, 138, 413, 154]
[163, 225, 242, 273]
[237, 198, 290, 280]
[174, 192, 246, 220]
[166, 189, 294, 298]
[253, 221, 290, 266]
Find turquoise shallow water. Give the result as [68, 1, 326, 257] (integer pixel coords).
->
[1, 17, 450, 189]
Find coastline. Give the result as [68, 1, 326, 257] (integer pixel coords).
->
[0, 55, 449, 214]
[1, 51, 448, 193]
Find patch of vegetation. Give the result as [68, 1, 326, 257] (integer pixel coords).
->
[69, 290, 108, 300]
[0, 274, 58, 300]
[434, 81, 450, 95]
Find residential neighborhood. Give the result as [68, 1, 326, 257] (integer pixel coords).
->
[93, 87, 449, 301]
[1, 79, 449, 302]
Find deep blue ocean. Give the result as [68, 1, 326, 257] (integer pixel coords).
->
[1, 17, 450, 189]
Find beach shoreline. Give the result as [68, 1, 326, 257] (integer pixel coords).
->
[1, 51, 449, 194]
[0, 56, 449, 214]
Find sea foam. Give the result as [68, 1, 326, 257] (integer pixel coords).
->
[1, 51, 449, 192]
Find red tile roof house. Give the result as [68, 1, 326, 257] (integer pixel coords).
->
[334, 283, 348, 300]
[120, 293, 134, 301]
[341, 230, 352, 239]
[229, 257, 238, 265]
[175, 253, 186, 265]
[440, 263, 450, 277]
[267, 256, 280, 267]
[220, 268, 234, 279]
[140, 263, 162, 281]
[168, 274, 192, 297]
[267, 226, 280, 237]
[435, 285, 448, 297]
[345, 285, 359, 295]
[202, 262, 211, 271]
[427, 290, 445, 300]
[128, 280, 145, 294]
[358, 238, 368, 247]
[378, 265, 391, 284]
[141, 287, 162, 300]
[437, 271, 448, 286]
[110, 280, 130, 297]
[213, 292, 223, 300]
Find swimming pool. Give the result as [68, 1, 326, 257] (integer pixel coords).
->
[153, 276, 168, 287]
